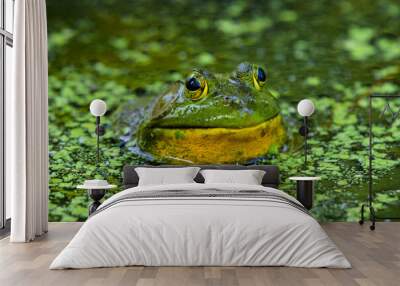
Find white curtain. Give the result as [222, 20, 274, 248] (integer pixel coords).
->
[7, 0, 49, 242]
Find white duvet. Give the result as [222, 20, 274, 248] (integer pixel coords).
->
[50, 183, 351, 269]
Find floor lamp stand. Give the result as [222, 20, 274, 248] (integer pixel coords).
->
[304, 116, 308, 169]
[94, 116, 105, 175]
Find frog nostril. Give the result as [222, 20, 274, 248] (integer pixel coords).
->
[223, 95, 242, 106]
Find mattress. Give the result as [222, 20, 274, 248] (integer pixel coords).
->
[50, 183, 351, 269]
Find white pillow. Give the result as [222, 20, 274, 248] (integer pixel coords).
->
[200, 169, 265, 185]
[135, 167, 200, 186]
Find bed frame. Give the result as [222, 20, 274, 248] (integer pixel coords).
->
[123, 165, 280, 189]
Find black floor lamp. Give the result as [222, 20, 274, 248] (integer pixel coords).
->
[297, 99, 315, 168]
[80, 99, 110, 215]
[89, 99, 107, 172]
[359, 93, 400, 231]
[290, 99, 318, 210]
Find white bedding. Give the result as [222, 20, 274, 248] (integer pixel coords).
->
[50, 183, 351, 269]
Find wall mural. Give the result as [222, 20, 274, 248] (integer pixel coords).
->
[46, 0, 400, 222]
[119, 63, 286, 164]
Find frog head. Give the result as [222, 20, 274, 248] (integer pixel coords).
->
[147, 62, 280, 129]
[138, 62, 285, 164]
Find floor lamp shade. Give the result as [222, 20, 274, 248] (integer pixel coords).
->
[90, 99, 107, 117]
[297, 99, 315, 117]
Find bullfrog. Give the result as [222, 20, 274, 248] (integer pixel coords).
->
[133, 62, 286, 164]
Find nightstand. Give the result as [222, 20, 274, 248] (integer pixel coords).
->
[77, 180, 116, 215]
[289, 177, 321, 210]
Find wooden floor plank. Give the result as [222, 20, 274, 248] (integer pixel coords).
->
[0, 222, 398, 286]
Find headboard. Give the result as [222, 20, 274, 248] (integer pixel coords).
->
[123, 165, 280, 189]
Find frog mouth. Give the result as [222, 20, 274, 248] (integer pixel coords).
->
[151, 115, 280, 133]
[139, 114, 286, 164]
[151, 112, 281, 130]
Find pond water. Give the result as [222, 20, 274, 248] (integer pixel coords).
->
[46, 0, 400, 221]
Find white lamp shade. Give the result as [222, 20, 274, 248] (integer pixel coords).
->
[297, 99, 315, 117]
[90, 99, 107, 116]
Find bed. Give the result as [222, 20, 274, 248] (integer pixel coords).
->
[50, 165, 350, 269]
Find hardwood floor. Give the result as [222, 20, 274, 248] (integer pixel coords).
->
[0, 222, 398, 286]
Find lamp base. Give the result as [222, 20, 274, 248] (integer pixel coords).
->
[87, 189, 106, 215]
[296, 180, 314, 210]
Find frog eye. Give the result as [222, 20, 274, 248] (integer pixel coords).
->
[185, 73, 208, 101]
[252, 66, 267, 90]
[186, 77, 201, 91]
[257, 67, 266, 82]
